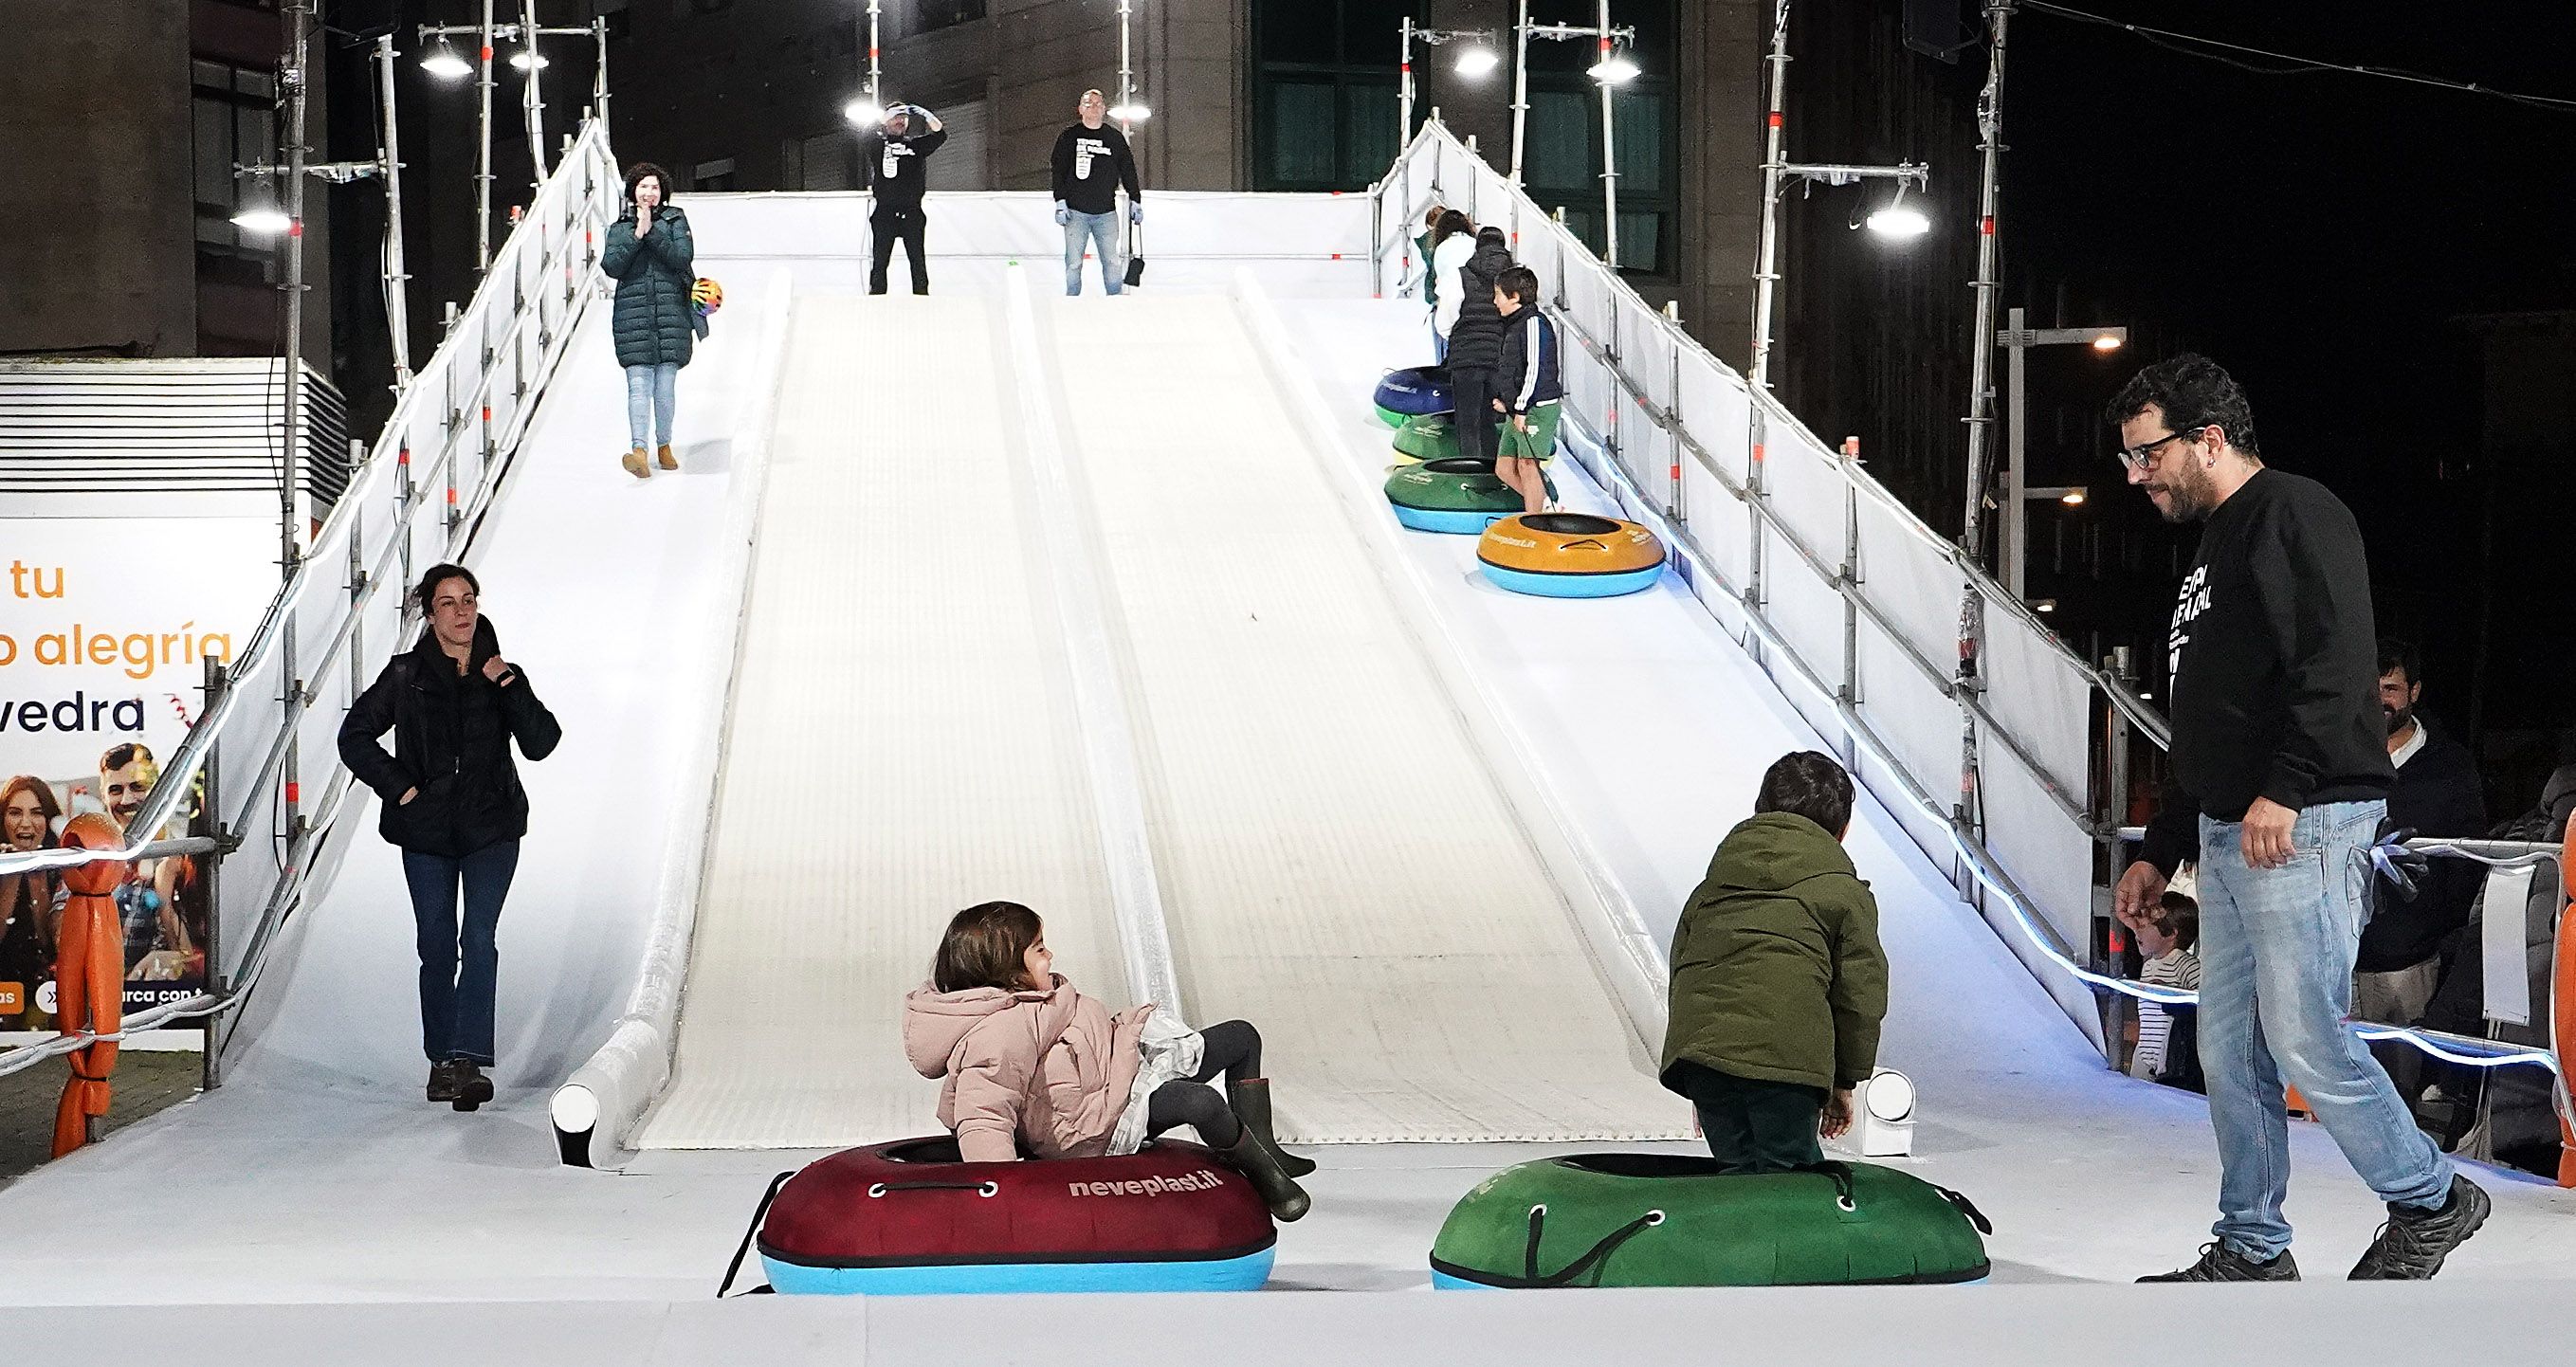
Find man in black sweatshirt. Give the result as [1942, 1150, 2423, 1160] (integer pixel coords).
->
[856, 103, 946, 295]
[1050, 90, 1142, 296]
[2110, 355, 2485, 1285]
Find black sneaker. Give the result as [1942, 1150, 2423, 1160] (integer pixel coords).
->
[2349, 1175, 2491, 1280]
[427, 1060, 460, 1103]
[2139, 1243, 2301, 1283]
[450, 1062, 495, 1113]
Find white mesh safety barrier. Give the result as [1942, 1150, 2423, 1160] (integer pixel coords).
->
[1369, 121, 2117, 1046]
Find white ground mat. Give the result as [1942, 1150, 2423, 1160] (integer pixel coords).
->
[1041, 294, 1683, 1143]
[2, 286, 2571, 1335]
[633, 295, 1124, 1149]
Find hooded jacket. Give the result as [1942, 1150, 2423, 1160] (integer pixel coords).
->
[338, 615, 562, 858]
[1441, 233, 1516, 372]
[903, 974, 1147, 1163]
[602, 204, 696, 370]
[1660, 812, 1889, 1094]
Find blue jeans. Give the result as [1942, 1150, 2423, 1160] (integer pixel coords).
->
[2197, 799, 2451, 1259]
[1064, 210, 1124, 295]
[625, 362, 677, 449]
[402, 841, 520, 1066]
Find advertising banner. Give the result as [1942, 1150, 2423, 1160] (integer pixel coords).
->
[1, 518, 276, 1042]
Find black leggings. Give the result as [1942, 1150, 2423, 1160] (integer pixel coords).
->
[1142, 1019, 1262, 1145]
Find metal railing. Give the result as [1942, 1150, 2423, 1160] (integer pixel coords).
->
[0, 120, 622, 1082]
[1363, 121, 2570, 1120]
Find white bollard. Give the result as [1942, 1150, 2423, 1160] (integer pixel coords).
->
[1852, 1067, 1917, 1158]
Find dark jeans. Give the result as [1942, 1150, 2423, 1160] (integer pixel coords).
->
[1674, 1062, 1824, 1175]
[1450, 366, 1500, 464]
[401, 840, 520, 1066]
[1143, 1019, 1264, 1145]
[870, 204, 929, 295]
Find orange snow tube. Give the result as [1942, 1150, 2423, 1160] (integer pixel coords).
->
[52, 813, 125, 1159]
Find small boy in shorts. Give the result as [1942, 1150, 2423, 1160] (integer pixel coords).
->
[1489, 264, 1562, 516]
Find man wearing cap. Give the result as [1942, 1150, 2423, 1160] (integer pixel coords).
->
[857, 103, 947, 295]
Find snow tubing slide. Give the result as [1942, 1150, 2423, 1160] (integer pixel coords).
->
[750, 1137, 1277, 1294]
[1391, 406, 1561, 465]
[1476, 513, 1665, 598]
[1430, 1155, 1992, 1289]
[1384, 458, 1559, 535]
[1374, 365, 1453, 424]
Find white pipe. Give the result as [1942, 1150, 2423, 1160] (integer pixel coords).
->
[1748, 0, 1789, 390]
[1508, 0, 1530, 185]
[376, 33, 412, 386]
[1597, 0, 1618, 269]
[521, 0, 549, 184]
[476, 0, 495, 270]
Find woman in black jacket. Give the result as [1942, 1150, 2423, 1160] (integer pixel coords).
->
[1442, 227, 1516, 465]
[338, 564, 561, 1111]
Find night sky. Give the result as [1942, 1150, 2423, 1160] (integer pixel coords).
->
[2000, 0, 2576, 802]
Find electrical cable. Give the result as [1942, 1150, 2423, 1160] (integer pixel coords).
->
[2020, 1, 2576, 114]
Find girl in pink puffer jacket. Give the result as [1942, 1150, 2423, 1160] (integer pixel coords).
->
[901, 901, 1315, 1220]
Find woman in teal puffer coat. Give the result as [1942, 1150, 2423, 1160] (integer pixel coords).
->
[602, 162, 696, 480]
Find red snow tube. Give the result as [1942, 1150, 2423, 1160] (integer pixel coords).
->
[753, 1136, 1278, 1294]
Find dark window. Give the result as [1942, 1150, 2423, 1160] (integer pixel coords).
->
[191, 57, 280, 264]
[1514, 0, 1676, 276]
[916, 0, 987, 33]
[1250, 0, 1423, 191]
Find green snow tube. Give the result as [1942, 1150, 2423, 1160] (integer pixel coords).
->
[1383, 458, 1559, 535]
[1389, 405, 1561, 465]
[1429, 1156, 1992, 1289]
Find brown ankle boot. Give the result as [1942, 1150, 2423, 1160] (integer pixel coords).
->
[656, 443, 678, 470]
[621, 446, 650, 479]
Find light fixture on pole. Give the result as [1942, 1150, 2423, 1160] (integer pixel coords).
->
[1512, 9, 1641, 268]
[1746, 5, 1934, 391]
[422, 7, 595, 270]
[419, 35, 472, 81]
[1397, 21, 1498, 150]
[1748, 159, 1928, 389]
[1587, 35, 1640, 84]
[1112, 0, 1150, 132]
[1998, 305, 2127, 599]
[1864, 183, 1931, 239]
[233, 30, 417, 390]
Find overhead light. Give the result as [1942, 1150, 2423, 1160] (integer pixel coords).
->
[230, 203, 292, 236]
[1866, 183, 1931, 238]
[2091, 334, 2123, 351]
[2059, 489, 2088, 506]
[1454, 46, 1500, 78]
[1109, 101, 1152, 122]
[420, 37, 472, 82]
[1866, 205, 1930, 238]
[842, 97, 884, 126]
[2031, 599, 2058, 613]
[508, 47, 548, 71]
[1589, 47, 1641, 84]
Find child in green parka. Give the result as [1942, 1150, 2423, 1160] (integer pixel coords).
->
[1661, 751, 1889, 1174]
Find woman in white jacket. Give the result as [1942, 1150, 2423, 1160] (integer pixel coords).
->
[1428, 210, 1476, 363]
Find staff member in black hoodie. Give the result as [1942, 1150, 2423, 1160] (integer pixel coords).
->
[1050, 90, 1142, 296]
[2109, 355, 2484, 1285]
[1441, 227, 1515, 466]
[339, 564, 561, 1112]
[857, 103, 948, 295]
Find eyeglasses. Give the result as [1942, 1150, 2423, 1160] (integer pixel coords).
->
[2115, 427, 2205, 474]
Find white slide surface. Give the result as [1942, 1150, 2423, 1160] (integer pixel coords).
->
[1040, 293, 1682, 1143]
[632, 295, 1125, 1149]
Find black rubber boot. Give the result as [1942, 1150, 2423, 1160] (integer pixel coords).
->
[1217, 1129, 1310, 1223]
[2349, 1175, 2490, 1280]
[2138, 1243, 2300, 1283]
[450, 1061, 495, 1113]
[1228, 1078, 1317, 1178]
[426, 1059, 460, 1103]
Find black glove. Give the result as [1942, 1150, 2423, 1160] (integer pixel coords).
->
[2368, 824, 2429, 903]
